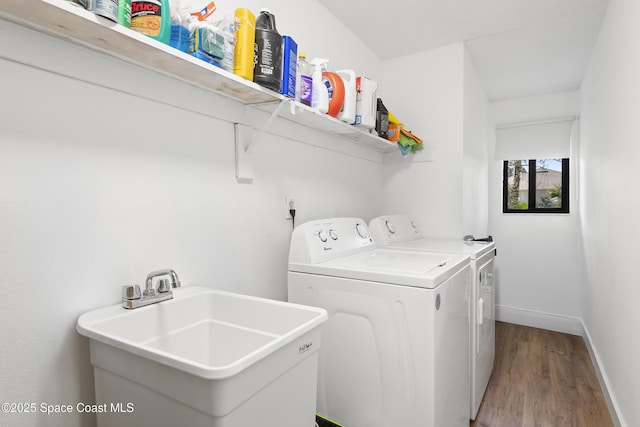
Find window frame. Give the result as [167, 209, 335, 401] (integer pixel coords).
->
[502, 158, 570, 214]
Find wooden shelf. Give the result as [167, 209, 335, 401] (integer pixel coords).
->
[0, 0, 400, 155]
[0, 0, 279, 104]
[275, 102, 399, 153]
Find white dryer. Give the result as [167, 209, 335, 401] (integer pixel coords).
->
[288, 218, 470, 427]
[369, 214, 495, 420]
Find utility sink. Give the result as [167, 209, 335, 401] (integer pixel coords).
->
[77, 286, 327, 427]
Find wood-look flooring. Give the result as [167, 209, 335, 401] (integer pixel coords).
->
[471, 322, 613, 427]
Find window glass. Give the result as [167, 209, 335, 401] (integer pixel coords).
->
[506, 160, 529, 210]
[503, 158, 569, 214]
[535, 159, 563, 209]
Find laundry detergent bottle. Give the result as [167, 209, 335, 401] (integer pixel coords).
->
[336, 69, 357, 124]
[253, 9, 283, 92]
[131, 0, 170, 44]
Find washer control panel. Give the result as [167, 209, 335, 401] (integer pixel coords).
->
[289, 217, 375, 264]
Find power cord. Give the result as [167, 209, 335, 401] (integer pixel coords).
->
[289, 207, 296, 230]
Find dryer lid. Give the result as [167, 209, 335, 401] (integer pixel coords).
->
[387, 238, 495, 259]
[369, 215, 495, 259]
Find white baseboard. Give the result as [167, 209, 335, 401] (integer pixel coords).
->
[495, 304, 624, 426]
[581, 320, 625, 427]
[495, 304, 584, 335]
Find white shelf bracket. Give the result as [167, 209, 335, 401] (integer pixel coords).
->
[234, 100, 286, 183]
[235, 123, 254, 183]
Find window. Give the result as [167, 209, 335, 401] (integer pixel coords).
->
[503, 158, 569, 213]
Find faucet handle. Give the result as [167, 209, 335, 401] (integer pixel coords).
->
[157, 278, 171, 293]
[122, 284, 142, 300]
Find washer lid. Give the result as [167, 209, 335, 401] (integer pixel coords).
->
[289, 248, 470, 289]
[386, 238, 495, 259]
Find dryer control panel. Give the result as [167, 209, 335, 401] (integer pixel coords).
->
[289, 218, 375, 264]
[369, 214, 423, 246]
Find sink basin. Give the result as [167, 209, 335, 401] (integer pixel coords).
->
[77, 286, 327, 427]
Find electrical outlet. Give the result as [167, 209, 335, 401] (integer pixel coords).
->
[285, 197, 296, 220]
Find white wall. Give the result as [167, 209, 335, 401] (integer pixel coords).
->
[488, 91, 585, 334]
[463, 46, 490, 237]
[379, 43, 488, 239]
[0, 2, 384, 424]
[380, 43, 466, 238]
[580, 0, 640, 425]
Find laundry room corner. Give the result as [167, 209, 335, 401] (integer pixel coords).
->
[380, 43, 466, 238]
[487, 91, 585, 335]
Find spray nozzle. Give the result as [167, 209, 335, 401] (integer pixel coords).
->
[310, 58, 329, 71]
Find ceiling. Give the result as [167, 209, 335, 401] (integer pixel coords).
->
[318, 0, 610, 101]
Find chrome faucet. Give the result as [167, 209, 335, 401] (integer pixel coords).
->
[144, 269, 181, 295]
[122, 269, 181, 309]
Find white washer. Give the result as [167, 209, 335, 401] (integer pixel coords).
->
[369, 214, 495, 420]
[288, 218, 470, 427]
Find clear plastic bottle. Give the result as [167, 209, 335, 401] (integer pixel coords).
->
[169, 2, 191, 53]
[296, 52, 313, 106]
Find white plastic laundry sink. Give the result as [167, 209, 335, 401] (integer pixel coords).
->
[77, 286, 327, 427]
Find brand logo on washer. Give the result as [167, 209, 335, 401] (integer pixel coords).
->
[299, 342, 313, 354]
[435, 293, 441, 310]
